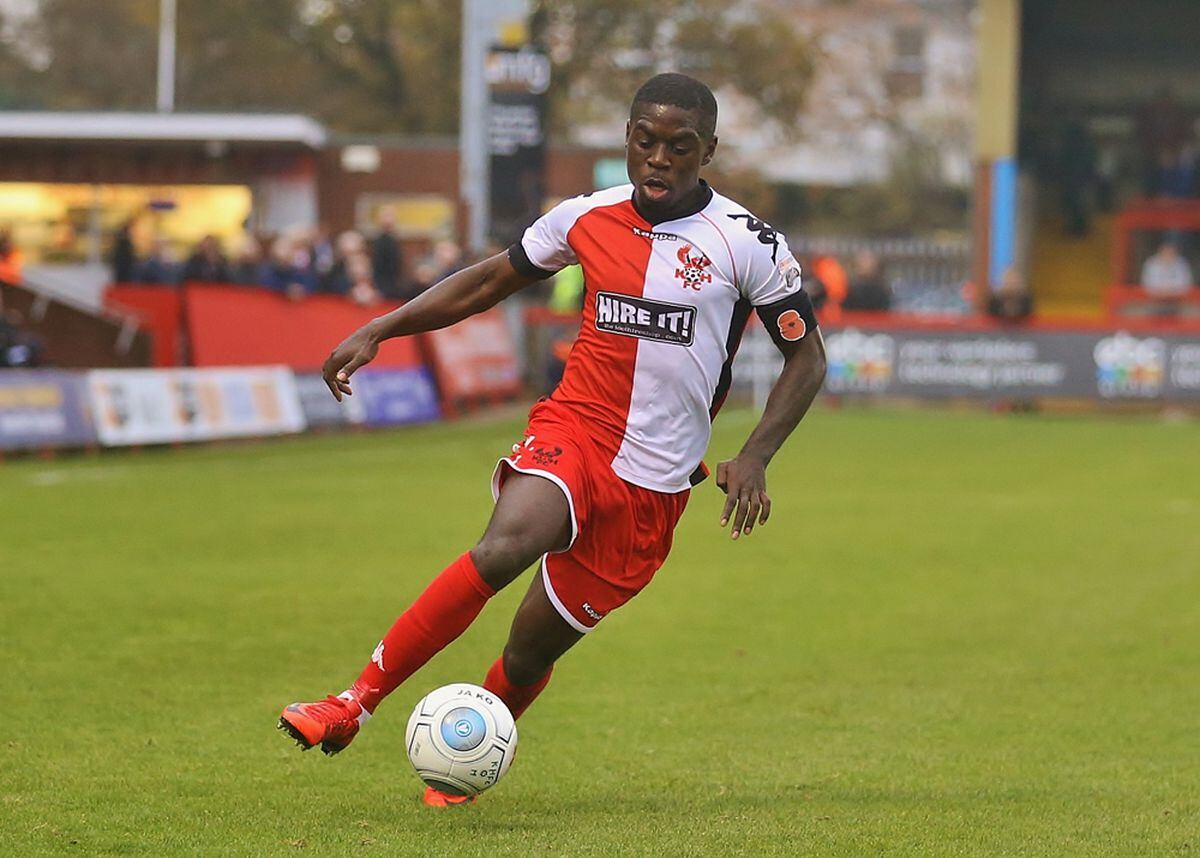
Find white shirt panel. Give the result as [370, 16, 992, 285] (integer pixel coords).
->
[520, 184, 633, 273]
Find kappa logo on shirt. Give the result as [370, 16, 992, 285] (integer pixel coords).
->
[674, 245, 713, 290]
[595, 292, 696, 346]
[631, 226, 680, 241]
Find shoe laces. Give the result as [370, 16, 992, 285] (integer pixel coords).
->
[307, 694, 357, 723]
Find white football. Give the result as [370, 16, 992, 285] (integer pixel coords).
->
[405, 683, 517, 796]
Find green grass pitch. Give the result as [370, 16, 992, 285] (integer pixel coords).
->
[2, 405, 1198, 856]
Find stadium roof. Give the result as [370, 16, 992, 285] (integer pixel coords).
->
[0, 112, 328, 148]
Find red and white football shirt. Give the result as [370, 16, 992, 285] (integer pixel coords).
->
[509, 182, 813, 494]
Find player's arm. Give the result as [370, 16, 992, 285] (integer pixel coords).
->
[321, 251, 538, 400]
[717, 314, 826, 540]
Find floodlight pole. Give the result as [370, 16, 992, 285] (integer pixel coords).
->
[157, 0, 176, 113]
[460, 0, 529, 253]
[461, 0, 488, 253]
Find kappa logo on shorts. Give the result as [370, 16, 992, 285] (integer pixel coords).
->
[513, 435, 562, 466]
[595, 292, 696, 346]
[581, 602, 604, 621]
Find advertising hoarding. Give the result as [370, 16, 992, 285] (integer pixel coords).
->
[87, 367, 306, 446]
[0, 371, 95, 450]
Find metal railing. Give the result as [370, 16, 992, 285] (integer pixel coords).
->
[789, 235, 972, 315]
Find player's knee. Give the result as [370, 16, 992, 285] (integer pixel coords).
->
[470, 531, 545, 590]
[502, 644, 552, 687]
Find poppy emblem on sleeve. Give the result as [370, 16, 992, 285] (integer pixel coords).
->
[777, 309, 806, 341]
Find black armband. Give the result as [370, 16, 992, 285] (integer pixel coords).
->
[507, 243, 557, 280]
[754, 290, 818, 350]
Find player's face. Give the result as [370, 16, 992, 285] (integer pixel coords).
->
[625, 103, 717, 216]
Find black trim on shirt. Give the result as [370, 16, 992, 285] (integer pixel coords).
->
[507, 242, 557, 281]
[710, 296, 753, 420]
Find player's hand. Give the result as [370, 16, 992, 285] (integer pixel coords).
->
[715, 456, 771, 540]
[322, 324, 380, 401]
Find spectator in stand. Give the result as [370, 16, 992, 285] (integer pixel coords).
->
[111, 218, 137, 282]
[812, 253, 848, 320]
[842, 250, 892, 312]
[182, 234, 230, 283]
[324, 230, 380, 305]
[797, 256, 828, 311]
[135, 237, 180, 285]
[987, 268, 1034, 323]
[0, 308, 42, 367]
[0, 229, 22, 285]
[1137, 86, 1192, 197]
[311, 223, 337, 292]
[229, 235, 265, 284]
[1140, 238, 1193, 314]
[370, 207, 405, 300]
[411, 239, 465, 296]
[259, 236, 316, 301]
[345, 251, 382, 307]
[1158, 144, 1198, 199]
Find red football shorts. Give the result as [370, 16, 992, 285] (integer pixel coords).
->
[490, 399, 689, 633]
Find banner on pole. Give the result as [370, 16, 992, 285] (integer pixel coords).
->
[486, 45, 550, 246]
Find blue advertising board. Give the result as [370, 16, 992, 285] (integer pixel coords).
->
[0, 370, 96, 450]
[294, 373, 365, 428]
[355, 368, 442, 426]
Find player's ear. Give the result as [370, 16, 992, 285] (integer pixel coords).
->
[624, 119, 632, 144]
[701, 135, 718, 166]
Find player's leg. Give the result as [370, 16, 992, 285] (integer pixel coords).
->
[425, 575, 581, 807]
[482, 570, 583, 719]
[470, 472, 573, 591]
[279, 473, 570, 754]
[480, 480, 692, 723]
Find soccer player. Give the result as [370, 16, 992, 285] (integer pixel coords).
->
[279, 73, 827, 806]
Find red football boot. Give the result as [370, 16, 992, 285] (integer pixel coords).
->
[278, 693, 370, 755]
[422, 786, 477, 808]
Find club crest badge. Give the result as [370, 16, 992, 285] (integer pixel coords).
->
[675, 245, 713, 290]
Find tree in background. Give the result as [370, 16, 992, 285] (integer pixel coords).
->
[0, 0, 461, 133]
[0, 0, 811, 141]
[531, 0, 816, 138]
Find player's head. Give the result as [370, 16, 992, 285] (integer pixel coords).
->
[626, 73, 718, 216]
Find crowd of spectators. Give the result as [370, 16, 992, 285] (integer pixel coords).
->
[798, 249, 895, 315]
[110, 209, 467, 307]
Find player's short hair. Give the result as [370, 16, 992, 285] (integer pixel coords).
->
[630, 73, 718, 141]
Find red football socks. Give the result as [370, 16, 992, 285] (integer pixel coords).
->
[349, 552, 495, 713]
[483, 657, 552, 720]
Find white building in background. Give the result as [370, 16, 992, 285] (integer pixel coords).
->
[572, 0, 975, 189]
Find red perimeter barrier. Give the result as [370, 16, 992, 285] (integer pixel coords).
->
[184, 283, 421, 371]
[422, 306, 521, 411]
[105, 285, 184, 368]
